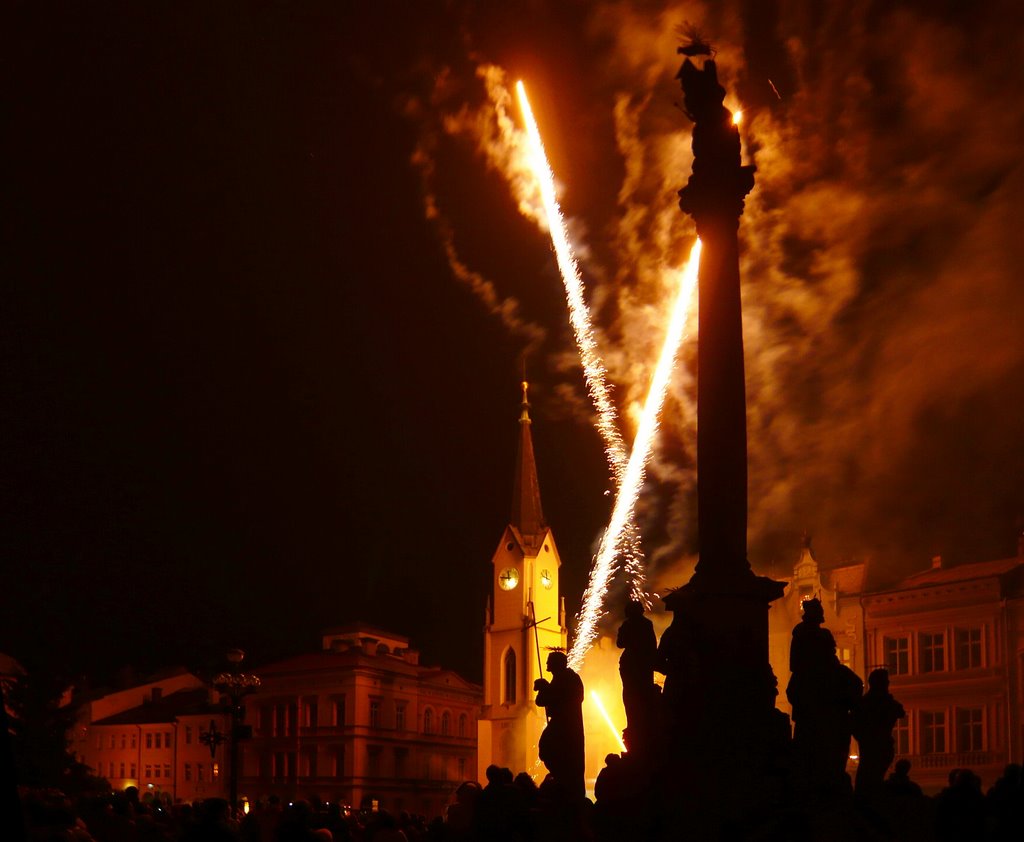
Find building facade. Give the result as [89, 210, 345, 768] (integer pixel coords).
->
[71, 670, 230, 802]
[862, 552, 1024, 791]
[478, 383, 567, 780]
[238, 623, 480, 819]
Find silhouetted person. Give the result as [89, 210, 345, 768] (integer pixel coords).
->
[986, 763, 1023, 841]
[616, 600, 658, 736]
[852, 668, 906, 799]
[787, 598, 862, 791]
[535, 651, 585, 801]
[936, 768, 986, 842]
[884, 758, 923, 797]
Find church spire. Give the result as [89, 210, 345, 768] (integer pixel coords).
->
[510, 380, 546, 539]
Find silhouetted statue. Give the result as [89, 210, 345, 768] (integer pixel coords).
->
[534, 651, 585, 800]
[616, 599, 658, 733]
[786, 598, 863, 791]
[851, 668, 906, 798]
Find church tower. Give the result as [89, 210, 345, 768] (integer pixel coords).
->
[478, 382, 567, 780]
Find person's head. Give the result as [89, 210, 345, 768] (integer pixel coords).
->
[894, 758, 911, 777]
[485, 764, 501, 784]
[625, 600, 644, 619]
[801, 598, 824, 623]
[604, 753, 621, 767]
[867, 668, 890, 692]
[546, 651, 568, 675]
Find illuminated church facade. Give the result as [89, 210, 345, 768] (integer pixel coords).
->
[478, 384, 567, 780]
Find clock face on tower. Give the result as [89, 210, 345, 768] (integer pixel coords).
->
[540, 569, 553, 589]
[498, 567, 520, 590]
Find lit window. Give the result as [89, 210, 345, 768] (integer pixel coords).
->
[956, 708, 984, 752]
[883, 636, 910, 676]
[921, 711, 946, 754]
[920, 632, 945, 673]
[954, 628, 982, 670]
[212, 762, 219, 779]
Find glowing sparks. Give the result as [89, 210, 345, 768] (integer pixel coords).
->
[569, 240, 702, 670]
[732, 109, 743, 126]
[515, 81, 643, 575]
[590, 690, 627, 753]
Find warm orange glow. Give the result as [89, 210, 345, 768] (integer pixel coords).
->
[590, 690, 627, 753]
[570, 240, 702, 668]
[732, 109, 743, 125]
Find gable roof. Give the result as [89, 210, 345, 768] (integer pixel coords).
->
[92, 687, 215, 726]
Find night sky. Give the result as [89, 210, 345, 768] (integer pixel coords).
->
[6, 1, 1024, 685]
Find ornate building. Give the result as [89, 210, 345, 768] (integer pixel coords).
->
[70, 669, 228, 802]
[238, 623, 480, 818]
[477, 383, 567, 780]
[861, 547, 1024, 791]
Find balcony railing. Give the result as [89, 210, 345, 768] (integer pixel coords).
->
[900, 751, 1005, 770]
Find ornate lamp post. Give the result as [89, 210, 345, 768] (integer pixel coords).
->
[213, 649, 260, 816]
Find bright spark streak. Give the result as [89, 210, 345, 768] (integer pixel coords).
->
[569, 240, 702, 670]
[590, 690, 627, 753]
[515, 81, 643, 576]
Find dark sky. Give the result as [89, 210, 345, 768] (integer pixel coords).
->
[5, 1, 1024, 684]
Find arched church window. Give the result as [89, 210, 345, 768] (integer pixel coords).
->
[441, 711, 451, 736]
[503, 648, 517, 704]
[458, 713, 467, 737]
[423, 708, 434, 734]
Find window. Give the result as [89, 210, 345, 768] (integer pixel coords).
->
[165, 732, 171, 747]
[884, 636, 910, 676]
[198, 763, 205, 782]
[921, 711, 946, 754]
[441, 711, 451, 736]
[185, 763, 192, 781]
[119, 762, 125, 778]
[185, 726, 192, 745]
[894, 718, 910, 756]
[955, 628, 982, 670]
[121, 734, 126, 749]
[920, 632, 945, 673]
[503, 648, 517, 703]
[163, 764, 171, 778]
[395, 702, 407, 732]
[154, 765, 161, 779]
[109, 735, 115, 749]
[131, 734, 136, 749]
[130, 763, 136, 778]
[458, 713, 467, 738]
[367, 747, 381, 778]
[146, 733, 153, 749]
[154, 733, 161, 749]
[144, 764, 152, 778]
[369, 698, 381, 729]
[303, 699, 318, 729]
[332, 697, 345, 727]
[956, 708, 984, 752]
[424, 708, 434, 734]
[212, 762, 219, 779]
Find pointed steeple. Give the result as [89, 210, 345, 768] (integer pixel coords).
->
[510, 380, 546, 540]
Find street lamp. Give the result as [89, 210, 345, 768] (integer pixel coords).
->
[213, 649, 260, 817]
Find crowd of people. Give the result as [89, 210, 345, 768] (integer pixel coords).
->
[14, 759, 1024, 841]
